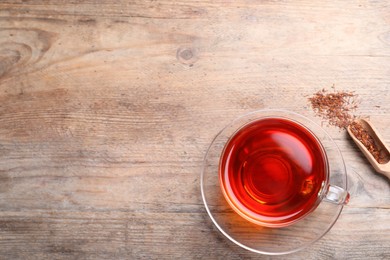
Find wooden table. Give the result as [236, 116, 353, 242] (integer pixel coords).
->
[0, 1, 389, 259]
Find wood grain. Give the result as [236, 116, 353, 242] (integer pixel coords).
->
[0, 0, 389, 259]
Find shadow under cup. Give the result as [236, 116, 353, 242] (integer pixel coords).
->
[201, 110, 349, 255]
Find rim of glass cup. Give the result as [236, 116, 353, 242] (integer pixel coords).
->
[218, 114, 330, 228]
[200, 109, 347, 255]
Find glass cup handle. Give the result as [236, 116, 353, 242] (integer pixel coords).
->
[324, 185, 350, 205]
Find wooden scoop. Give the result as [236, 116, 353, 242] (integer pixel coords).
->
[347, 119, 390, 179]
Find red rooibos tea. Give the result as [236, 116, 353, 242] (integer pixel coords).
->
[219, 118, 327, 227]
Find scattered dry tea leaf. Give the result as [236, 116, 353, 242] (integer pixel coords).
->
[308, 87, 389, 165]
[308, 87, 358, 129]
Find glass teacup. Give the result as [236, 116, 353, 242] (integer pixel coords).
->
[201, 109, 349, 255]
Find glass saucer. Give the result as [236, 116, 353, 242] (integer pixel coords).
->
[200, 109, 348, 255]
